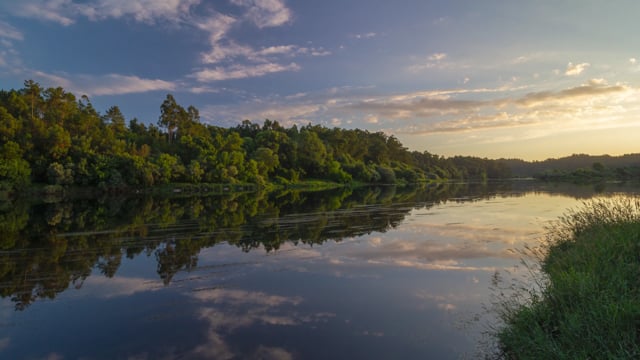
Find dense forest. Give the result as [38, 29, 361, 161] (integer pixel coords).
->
[2, 81, 639, 193]
[0, 81, 514, 193]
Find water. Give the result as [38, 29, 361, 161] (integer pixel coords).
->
[0, 181, 638, 359]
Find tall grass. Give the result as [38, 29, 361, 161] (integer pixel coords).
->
[491, 196, 640, 359]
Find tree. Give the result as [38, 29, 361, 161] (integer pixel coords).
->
[296, 129, 327, 177]
[0, 141, 31, 189]
[158, 94, 187, 144]
[23, 80, 42, 120]
[252, 147, 279, 177]
[103, 106, 127, 136]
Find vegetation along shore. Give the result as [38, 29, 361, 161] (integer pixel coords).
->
[493, 196, 640, 359]
[1, 81, 640, 197]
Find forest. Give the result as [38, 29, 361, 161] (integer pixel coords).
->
[0, 81, 512, 193]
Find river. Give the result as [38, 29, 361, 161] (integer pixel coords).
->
[0, 181, 638, 359]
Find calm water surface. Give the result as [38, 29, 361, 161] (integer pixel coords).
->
[1, 182, 638, 359]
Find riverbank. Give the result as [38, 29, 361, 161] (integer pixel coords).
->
[494, 197, 640, 359]
[1, 178, 445, 200]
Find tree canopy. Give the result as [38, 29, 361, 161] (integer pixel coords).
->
[0, 81, 513, 192]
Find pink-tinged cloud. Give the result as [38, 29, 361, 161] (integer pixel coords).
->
[192, 62, 300, 81]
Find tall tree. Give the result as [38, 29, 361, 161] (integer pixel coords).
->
[158, 94, 186, 144]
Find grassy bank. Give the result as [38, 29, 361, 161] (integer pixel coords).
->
[494, 196, 640, 359]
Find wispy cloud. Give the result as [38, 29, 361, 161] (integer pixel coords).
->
[0, 20, 24, 41]
[4, 0, 315, 85]
[192, 62, 300, 81]
[231, 0, 292, 28]
[565, 61, 590, 76]
[407, 52, 463, 72]
[428, 53, 447, 61]
[32, 71, 176, 95]
[4, 0, 200, 26]
[80, 74, 177, 95]
[353, 32, 377, 39]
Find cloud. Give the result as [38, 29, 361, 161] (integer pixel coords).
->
[407, 52, 463, 72]
[192, 62, 300, 81]
[80, 74, 176, 95]
[195, 12, 237, 46]
[0, 20, 24, 41]
[565, 61, 590, 76]
[428, 53, 447, 61]
[515, 79, 627, 107]
[353, 32, 377, 39]
[230, 0, 292, 28]
[201, 101, 323, 127]
[5, 0, 200, 25]
[630, 58, 637, 65]
[339, 80, 634, 135]
[365, 114, 379, 124]
[5, 0, 314, 84]
[32, 71, 176, 95]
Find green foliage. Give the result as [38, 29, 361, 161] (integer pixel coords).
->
[494, 197, 640, 359]
[0, 80, 518, 192]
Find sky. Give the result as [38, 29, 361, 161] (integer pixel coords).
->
[1, 0, 640, 160]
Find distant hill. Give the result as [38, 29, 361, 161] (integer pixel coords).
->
[501, 154, 640, 177]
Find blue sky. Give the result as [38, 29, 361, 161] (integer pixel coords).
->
[1, 0, 640, 160]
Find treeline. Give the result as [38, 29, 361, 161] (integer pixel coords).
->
[503, 154, 640, 182]
[0, 81, 512, 192]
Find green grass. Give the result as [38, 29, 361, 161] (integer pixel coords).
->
[493, 196, 640, 359]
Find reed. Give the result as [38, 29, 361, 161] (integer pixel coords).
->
[492, 196, 640, 359]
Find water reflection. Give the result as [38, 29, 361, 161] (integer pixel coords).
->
[0, 181, 639, 358]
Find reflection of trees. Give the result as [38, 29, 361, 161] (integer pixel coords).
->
[0, 181, 637, 309]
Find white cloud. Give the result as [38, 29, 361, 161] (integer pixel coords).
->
[428, 53, 447, 61]
[231, 0, 292, 28]
[195, 12, 237, 45]
[565, 61, 590, 76]
[630, 58, 637, 65]
[365, 114, 379, 124]
[6, 0, 200, 25]
[5, 0, 315, 83]
[353, 32, 377, 39]
[32, 71, 176, 95]
[201, 101, 322, 128]
[0, 20, 24, 41]
[80, 74, 176, 95]
[192, 62, 300, 81]
[407, 52, 463, 72]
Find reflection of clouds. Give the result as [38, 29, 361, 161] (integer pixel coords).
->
[192, 288, 302, 307]
[437, 303, 456, 311]
[403, 221, 541, 245]
[367, 259, 496, 272]
[346, 235, 518, 271]
[185, 288, 333, 359]
[0, 337, 9, 351]
[416, 291, 472, 313]
[251, 346, 294, 360]
[81, 276, 162, 298]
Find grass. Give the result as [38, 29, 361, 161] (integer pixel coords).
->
[492, 196, 640, 359]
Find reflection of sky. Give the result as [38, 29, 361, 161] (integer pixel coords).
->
[0, 192, 595, 359]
